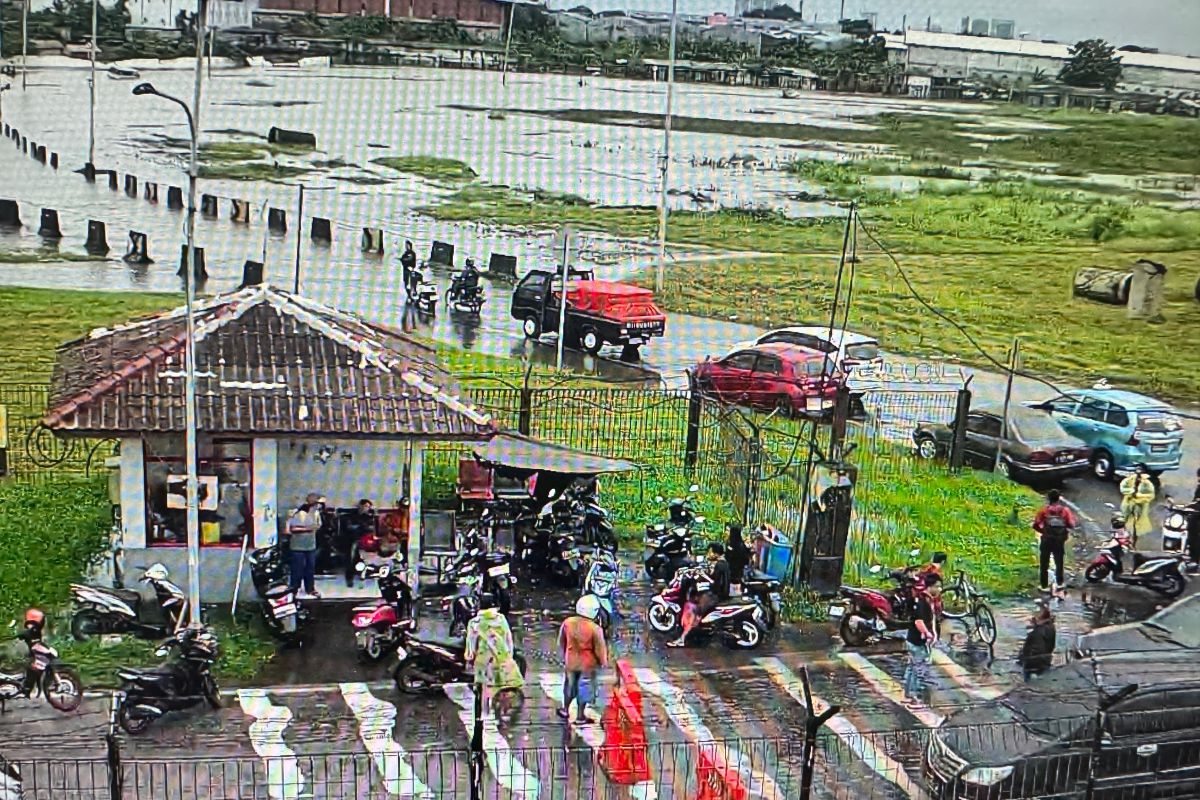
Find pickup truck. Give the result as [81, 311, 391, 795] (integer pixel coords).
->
[510, 269, 667, 361]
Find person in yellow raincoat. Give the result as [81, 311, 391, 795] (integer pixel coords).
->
[464, 594, 524, 718]
[1119, 464, 1156, 546]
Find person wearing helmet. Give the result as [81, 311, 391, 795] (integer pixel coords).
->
[557, 595, 608, 723]
[464, 593, 523, 719]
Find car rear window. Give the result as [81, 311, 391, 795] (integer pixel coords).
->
[1009, 410, 1074, 442]
[845, 342, 880, 361]
[1137, 412, 1182, 433]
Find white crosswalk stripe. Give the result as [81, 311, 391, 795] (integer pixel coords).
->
[836, 652, 945, 728]
[237, 688, 307, 800]
[929, 649, 1008, 701]
[443, 683, 542, 800]
[340, 682, 436, 799]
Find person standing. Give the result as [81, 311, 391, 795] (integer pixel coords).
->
[1033, 489, 1077, 600]
[1119, 464, 1156, 546]
[902, 579, 940, 706]
[1017, 600, 1056, 681]
[401, 240, 418, 298]
[557, 595, 609, 723]
[287, 493, 325, 599]
[464, 594, 524, 719]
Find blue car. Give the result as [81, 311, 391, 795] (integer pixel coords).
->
[1027, 387, 1184, 480]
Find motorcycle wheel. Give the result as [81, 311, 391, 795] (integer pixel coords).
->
[726, 621, 763, 651]
[972, 604, 998, 646]
[203, 675, 222, 709]
[118, 703, 153, 735]
[647, 603, 678, 634]
[357, 636, 387, 664]
[44, 668, 83, 712]
[839, 614, 872, 647]
[1084, 563, 1110, 583]
[394, 660, 432, 695]
[1160, 572, 1186, 599]
[71, 609, 104, 641]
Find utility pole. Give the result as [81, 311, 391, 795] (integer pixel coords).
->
[21, 0, 28, 91]
[653, 0, 678, 293]
[994, 336, 1020, 473]
[500, 1, 515, 87]
[88, 0, 98, 167]
[293, 184, 304, 293]
[555, 225, 575, 371]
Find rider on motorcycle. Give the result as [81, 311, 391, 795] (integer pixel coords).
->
[668, 543, 730, 648]
[455, 259, 481, 296]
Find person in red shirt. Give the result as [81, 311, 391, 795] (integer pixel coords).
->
[1032, 489, 1078, 600]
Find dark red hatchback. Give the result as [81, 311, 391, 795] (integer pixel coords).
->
[693, 343, 842, 417]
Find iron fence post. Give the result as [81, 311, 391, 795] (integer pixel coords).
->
[684, 374, 702, 468]
[106, 691, 123, 800]
[518, 387, 533, 436]
[830, 383, 851, 457]
[949, 387, 972, 471]
[799, 666, 838, 800]
[470, 685, 484, 800]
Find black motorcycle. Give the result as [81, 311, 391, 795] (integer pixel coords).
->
[393, 629, 527, 695]
[644, 524, 703, 582]
[249, 545, 312, 647]
[741, 571, 784, 631]
[69, 563, 188, 641]
[447, 531, 514, 617]
[248, 545, 288, 597]
[446, 270, 485, 315]
[116, 627, 221, 735]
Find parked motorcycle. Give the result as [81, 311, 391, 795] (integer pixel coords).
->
[407, 265, 438, 314]
[1160, 496, 1198, 555]
[248, 544, 288, 597]
[115, 627, 221, 735]
[0, 611, 83, 714]
[646, 566, 768, 649]
[393, 628, 527, 695]
[247, 544, 312, 647]
[446, 266, 485, 315]
[351, 561, 416, 662]
[447, 530, 514, 616]
[1084, 536, 1187, 598]
[831, 562, 931, 647]
[643, 519, 705, 582]
[70, 563, 187, 641]
[741, 572, 784, 632]
[580, 547, 620, 633]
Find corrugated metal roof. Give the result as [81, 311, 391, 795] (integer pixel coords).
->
[44, 285, 495, 440]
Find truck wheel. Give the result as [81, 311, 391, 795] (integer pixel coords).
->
[581, 328, 602, 355]
[522, 317, 541, 339]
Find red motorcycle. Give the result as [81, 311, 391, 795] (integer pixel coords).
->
[831, 565, 940, 647]
[350, 562, 416, 663]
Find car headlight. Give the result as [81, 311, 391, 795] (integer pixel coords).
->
[961, 766, 1014, 786]
[1167, 513, 1186, 530]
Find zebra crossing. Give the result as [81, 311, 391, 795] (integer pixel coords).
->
[202, 649, 1016, 800]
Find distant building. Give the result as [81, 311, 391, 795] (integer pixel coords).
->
[968, 18, 988, 36]
[255, 0, 506, 38]
[990, 19, 1014, 40]
[125, 0, 260, 34]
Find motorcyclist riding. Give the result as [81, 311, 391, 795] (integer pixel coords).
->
[458, 258, 481, 293]
[668, 543, 730, 648]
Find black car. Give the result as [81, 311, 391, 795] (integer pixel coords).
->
[913, 405, 1091, 485]
[925, 650, 1200, 799]
[1072, 593, 1200, 659]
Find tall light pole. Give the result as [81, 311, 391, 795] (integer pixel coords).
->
[88, 0, 98, 167]
[0, 85, 10, 124]
[653, 0, 678, 293]
[21, 0, 28, 91]
[130, 0, 207, 627]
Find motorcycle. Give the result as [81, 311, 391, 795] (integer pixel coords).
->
[831, 561, 931, 647]
[248, 545, 288, 597]
[115, 627, 221, 735]
[741, 571, 784, 632]
[393, 628, 527, 696]
[70, 563, 187, 641]
[407, 265, 438, 314]
[351, 561, 416, 662]
[446, 268, 485, 315]
[1160, 496, 1198, 555]
[1084, 536, 1187, 598]
[446, 530, 514, 623]
[0, 624, 83, 714]
[580, 547, 621, 633]
[646, 566, 769, 650]
[0, 756, 20, 800]
[247, 544, 312, 647]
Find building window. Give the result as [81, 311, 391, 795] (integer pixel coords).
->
[144, 438, 253, 547]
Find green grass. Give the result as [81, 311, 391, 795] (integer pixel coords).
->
[197, 140, 316, 181]
[371, 156, 478, 182]
[0, 250, 107, 265]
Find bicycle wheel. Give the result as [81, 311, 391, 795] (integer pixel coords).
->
[940, 586, 970, 619]
[972, 602, 998, 645]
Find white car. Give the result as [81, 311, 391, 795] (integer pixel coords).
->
[725, 327, 882, 374]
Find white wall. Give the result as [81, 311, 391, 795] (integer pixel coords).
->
[276, 438, 411, 515]
[251, 438, 278, 548]
[119, 437, 146, 549]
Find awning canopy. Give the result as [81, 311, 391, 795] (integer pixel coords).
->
[472, 433, 638, 476]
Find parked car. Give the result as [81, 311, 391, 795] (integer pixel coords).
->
[1026, 386, 1184, 481]
[693, 344, 841, 417]
[925, 649, 1200, 800]
[913, 405, 1091, 485]
[1072, 593, 1200, 660]
[726, 326, 882, 374]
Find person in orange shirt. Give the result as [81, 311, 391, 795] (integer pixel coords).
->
[557, 596, 609, 724]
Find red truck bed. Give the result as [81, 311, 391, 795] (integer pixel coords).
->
[556, 280, 667, 323]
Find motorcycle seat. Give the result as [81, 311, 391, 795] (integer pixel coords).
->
[421, 636, 466, 654]
[121, 667, 176, 686]
[1132, 551, 1179, 567]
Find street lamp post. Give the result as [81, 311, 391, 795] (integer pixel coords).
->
[653, 0, 679, 293]
[88, 0, 98, 167]
[0, 84, 10, 124]
[130, 0, 207, 628]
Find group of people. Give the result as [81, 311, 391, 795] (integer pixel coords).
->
[282, 494, 410, 597]
[400, 239, 482, 302]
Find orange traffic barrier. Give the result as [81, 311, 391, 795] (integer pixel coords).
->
[597, 659, 652, 785]
[692, 745, 748, 800]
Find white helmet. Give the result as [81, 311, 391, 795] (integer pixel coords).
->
[576, 595, 601, 621]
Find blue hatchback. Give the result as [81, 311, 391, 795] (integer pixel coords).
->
[1026, 387, 1184, 480]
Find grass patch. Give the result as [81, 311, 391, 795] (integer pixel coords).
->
[198, 140, 316, 181]
[372, 155, 478, 182]
[0, 249, 107, 265]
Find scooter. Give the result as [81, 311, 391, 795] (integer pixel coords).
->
[580, 547, 620, 633]
[740, 571, 784, 631]
[407, 265, 438, 314]
[69, 563, 188, 641]
[0, 616, 83, 714]
[351, 561, 416, 662]
[830, 561, 930, 647]
[247, 544, 312, 647]
[1084, 533, 1187, 598]
[1161, 496, 1198, 555]
[446, 267, 485, 314]
[393, 627, 527, 695]
[643, 519, 704, 582]
[646, 566, 769, 650]
[248, 545, 288, 597]
[446, 530, 514, 615]
[115, 627, 221, 735]
[645, 485, 702, 535]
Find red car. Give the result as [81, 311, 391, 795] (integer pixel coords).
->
[693, 344, 842, 417]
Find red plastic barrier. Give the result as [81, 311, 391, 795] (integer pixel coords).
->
[597, 659, 652, 785]
[692, 746, 748, 800]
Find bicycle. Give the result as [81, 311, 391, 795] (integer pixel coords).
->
[939, 570, 997, 646]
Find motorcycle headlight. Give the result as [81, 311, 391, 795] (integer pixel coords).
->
[1167, 513, 1187, 530]
[961, 766, 1014, 786]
